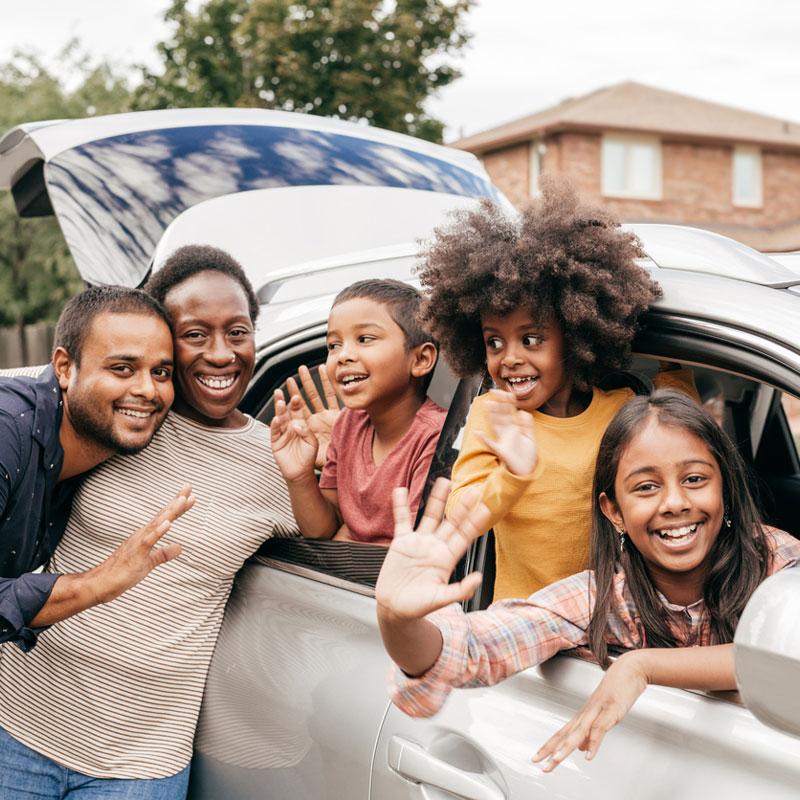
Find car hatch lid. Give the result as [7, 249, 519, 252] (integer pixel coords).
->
[0, 109, 502, 288]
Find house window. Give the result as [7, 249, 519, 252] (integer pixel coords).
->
[601, 134, 662, 199]
[529, 139, 545, 197]
[732, 146, 762, 207]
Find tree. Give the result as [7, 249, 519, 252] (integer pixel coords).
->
[134, 0, 473, 142]
[0, 44, 132, 360]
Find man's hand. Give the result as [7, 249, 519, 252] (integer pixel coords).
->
[87, 484, 194, 604]
[286, 365, 341, 468]
[476, 390, 538, 476]
[30, 485, 195, 627]
[270, 388, 320, 481]
[375, 479, 490, 622]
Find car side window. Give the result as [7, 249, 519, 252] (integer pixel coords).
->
[249, 344, 462, 591]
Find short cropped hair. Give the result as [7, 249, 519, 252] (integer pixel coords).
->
[417, 177, 661, 390]
[332, 279, 435, 350]
[145, 245, 259, 323]
[54, 286, 171, 365]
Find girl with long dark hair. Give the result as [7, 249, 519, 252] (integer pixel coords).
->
[376, 389, 800, 771]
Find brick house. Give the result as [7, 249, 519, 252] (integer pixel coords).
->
[453, 81, 800, 251]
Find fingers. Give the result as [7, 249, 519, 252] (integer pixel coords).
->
[150, 542, 183, 566]
[297, 365, 327, 413]
[317, 365, 339, 407]
[532, 707, 615, 772]
[416, 478, 451, 535]
[392, 487, 413, 538]
[289, 418, 318, 447]
[438, 571, 482, 605]
[287, 374, 314, 419]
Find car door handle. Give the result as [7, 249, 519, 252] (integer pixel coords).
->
[387, 736, 506, 800]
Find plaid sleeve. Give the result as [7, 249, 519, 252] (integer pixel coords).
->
[765, 526, 800, 572]
[389, 571, 595, 718]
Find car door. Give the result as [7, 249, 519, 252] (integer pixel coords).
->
[368, 307, 800, 800]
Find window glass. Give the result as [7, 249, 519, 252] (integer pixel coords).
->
[732, 146, 763, 207]
[601, 135, 661, 199]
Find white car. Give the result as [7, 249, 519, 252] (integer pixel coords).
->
[2, 110, 800, 800]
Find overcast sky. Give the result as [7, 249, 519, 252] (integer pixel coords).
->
[3, 0, 800, 141]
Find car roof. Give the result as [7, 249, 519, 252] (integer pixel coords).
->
[253, 226, 800, 359]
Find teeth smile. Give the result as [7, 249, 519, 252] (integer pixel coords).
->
[116, 409, 152, 418]
[198, 375, 236, 390]
[341, 375, 367, 385]
[655, 523, 699, 540]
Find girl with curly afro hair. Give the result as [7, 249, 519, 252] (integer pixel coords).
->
[417, 177, 696, 600]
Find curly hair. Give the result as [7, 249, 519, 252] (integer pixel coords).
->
[416, 177, 661, 390]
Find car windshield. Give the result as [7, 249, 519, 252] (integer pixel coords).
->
[43, 124, 501, 287]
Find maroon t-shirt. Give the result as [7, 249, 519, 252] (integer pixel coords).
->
[319, 398, 447, 544]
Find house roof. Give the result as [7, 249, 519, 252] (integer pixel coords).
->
[453, 81, 800, 153]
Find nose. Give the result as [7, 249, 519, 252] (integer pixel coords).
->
[204, 334, 235, 366]
[501, 341, 523, 367]
[131, 370, 156, 402]
[659, 480, 691, 515]
[336, 341, 356, 363]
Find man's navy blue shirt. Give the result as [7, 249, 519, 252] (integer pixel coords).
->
[0, 367, 80, 650]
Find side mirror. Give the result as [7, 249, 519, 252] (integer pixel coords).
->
[735, 568, 800, 737]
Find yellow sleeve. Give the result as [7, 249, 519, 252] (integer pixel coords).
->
[654, 366, 699, 401]
[445, 395, 540, 527]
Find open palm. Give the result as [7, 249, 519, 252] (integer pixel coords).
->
[270, 389, 319, 482]
[375, 480, 491, 621]
[477, 390, 538, 476]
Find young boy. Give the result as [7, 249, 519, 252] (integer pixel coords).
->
[270, 279, 446, 545]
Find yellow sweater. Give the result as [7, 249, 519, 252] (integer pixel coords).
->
[448, 369, 696, 600]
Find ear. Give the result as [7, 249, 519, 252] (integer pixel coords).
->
[410, 342, 438, 379]
[52, 346, 75, 391]
[599, 492, 623, 529]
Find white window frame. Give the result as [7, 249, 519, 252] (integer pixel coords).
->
[529, 139, 545, 197]
[732, 145, 763, 208]
[601, 133, 662, 200]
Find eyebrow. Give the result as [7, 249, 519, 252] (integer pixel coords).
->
[327, 322, 387, 336]
[177, 316, 251, 326]
[623, 459, 715, 481]
[104, 354, 174, 367]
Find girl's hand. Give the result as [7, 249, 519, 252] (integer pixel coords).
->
[476, 390, 538, 476]
[375, 479, 491, 622]
[286, 365, 341, 468]
[532, 651, 648, 772]
[270, 389, 319, 482]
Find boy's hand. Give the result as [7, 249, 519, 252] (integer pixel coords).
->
[375, 479, 490, 622]
[270, 389, 319, 482]
[532, 651, 648, 772]
[286, 365, 341, 468]
[476, 390, 538, 476]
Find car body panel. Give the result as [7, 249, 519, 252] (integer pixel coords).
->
[189, 562, 394, 799]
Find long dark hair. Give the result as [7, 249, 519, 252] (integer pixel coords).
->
[587, 389, 770, 667]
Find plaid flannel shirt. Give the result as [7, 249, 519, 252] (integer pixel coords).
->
[391, 528, 800, 718]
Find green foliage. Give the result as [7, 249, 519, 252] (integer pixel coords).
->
[133, 0, 473, 142]
[0, 43, 132, 328]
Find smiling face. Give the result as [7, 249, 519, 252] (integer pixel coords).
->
[481, 307, 574, 416]
[600, 415, 725, 600]
[325, 297, 432, 414]
[163, 271, 256, 428]
[61, 311, 174, 455]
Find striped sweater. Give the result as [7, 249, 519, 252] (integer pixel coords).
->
[0, 411, 296, 779]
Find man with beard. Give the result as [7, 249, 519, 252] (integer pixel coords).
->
[0, 285, 194, 651]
